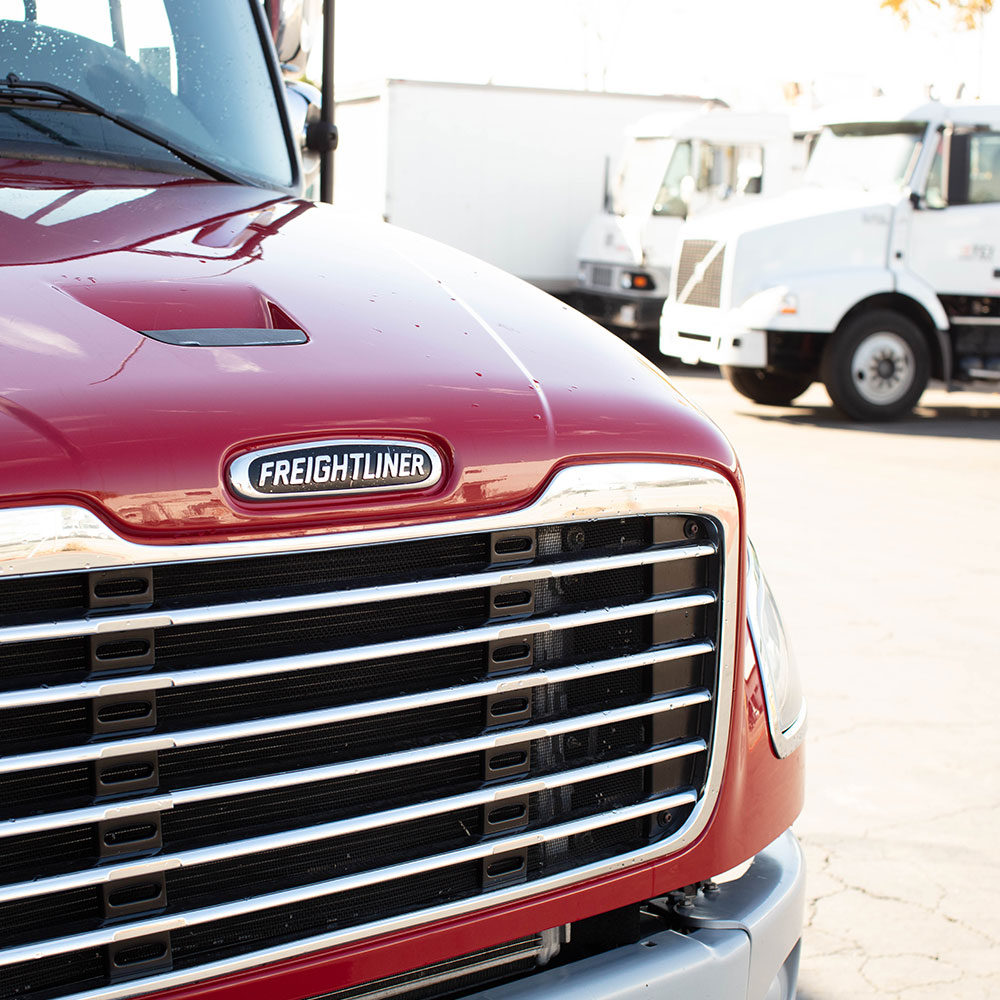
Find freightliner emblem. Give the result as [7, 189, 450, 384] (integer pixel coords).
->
[229, 440, 443, 500]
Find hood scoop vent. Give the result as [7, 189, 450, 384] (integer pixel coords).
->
[63, 280, 307, 347]
[139, 327, 306, 347]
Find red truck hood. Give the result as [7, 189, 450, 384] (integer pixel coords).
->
[0, 163, 736, 540]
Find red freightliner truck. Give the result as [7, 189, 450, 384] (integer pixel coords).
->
[0, 3, 806, 1000]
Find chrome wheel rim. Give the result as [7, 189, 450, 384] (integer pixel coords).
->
[850, 332, 914, 406]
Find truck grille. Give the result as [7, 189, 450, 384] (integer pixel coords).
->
[675, 239, 725, 309]
[585, 264, 614, 288]
[0, 466, 735, 1000]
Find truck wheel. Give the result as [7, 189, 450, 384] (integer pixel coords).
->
[820, 311, 929, 421]
[722, 366, 812, 406]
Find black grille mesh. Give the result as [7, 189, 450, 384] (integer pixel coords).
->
[159, 698, 484, 790]
[155, 534, 491, 606]
[0, 948, 105, 1000]
[162, 754, 483, 851]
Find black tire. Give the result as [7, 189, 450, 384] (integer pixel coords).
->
[722, 366, 813, 406]
[820, 310, 930, 421]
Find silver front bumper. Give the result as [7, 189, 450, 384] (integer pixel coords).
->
[469, 829, 805, 1000]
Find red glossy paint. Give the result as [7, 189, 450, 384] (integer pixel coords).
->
[142, 623, 803, 1000]
[1, 157, 804, 1000]
[0, 159, 737, 544]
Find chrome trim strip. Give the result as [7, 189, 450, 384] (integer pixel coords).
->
[0, 465, 733, 575]
[0, 592, 715, 711]
[0, 679, 711, 776]
[0, 462, 740, 997]
[0, 741, 706, 904]
[0, 642, 714, 837]
[0, 798, 176, 839]
[337, 942, 545, 1000]
[0, 542, 716, 645]
[0, 789, 698, 967]
[773, 700, 808, 758]
[950, 315, 1000, 326]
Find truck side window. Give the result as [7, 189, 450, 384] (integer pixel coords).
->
[697, 143, 727, 193]
[924, 141, 947, 209]
[968, 133, 1000, 204]
[652, 140, 693, 217]
[737, 144, 764, 194]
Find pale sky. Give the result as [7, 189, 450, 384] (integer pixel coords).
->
[327, 0, 1000, 110]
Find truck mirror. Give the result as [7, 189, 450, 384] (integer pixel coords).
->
[306, 120, 338, 153]
[276, 0, 321, 74]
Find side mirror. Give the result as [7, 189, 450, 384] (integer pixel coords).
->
[276, 0, 321, 75]
[909, 190, 923, 210]
[285, 80, 329, 200]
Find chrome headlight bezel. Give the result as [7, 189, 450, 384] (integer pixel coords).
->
[745, 539, 806, 757]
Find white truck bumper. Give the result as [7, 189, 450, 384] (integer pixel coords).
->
[660, 300, 768, 368]
[469, 829, 805, 1000]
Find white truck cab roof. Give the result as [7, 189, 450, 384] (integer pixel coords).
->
[819, 99, 1000, 131]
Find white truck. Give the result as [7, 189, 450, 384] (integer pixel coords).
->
[331, 79, 712, 296]
[573, 108, 814, 352]
[660, 100, 1000, 420]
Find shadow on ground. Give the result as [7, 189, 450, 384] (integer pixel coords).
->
[743, 403, 1000, 441]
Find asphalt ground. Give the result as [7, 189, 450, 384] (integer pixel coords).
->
[655, 362, 1000, 1000]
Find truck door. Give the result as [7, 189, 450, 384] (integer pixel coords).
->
[905, 129, 1000, 303]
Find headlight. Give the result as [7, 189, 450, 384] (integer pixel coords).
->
[746, 539, 806, 756]
[621, 271, 655, 291]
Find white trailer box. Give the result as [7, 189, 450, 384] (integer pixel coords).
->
[332, 80, 715, 294]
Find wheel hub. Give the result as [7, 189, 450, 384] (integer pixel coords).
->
[876, 357, 897, 380]
[851, 332, 915, 405]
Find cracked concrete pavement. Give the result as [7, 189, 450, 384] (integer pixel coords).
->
[658, 364, 1000, 999]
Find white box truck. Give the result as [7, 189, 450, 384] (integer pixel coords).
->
[660, 100, 1000, 420]
[573, 108, 815, 352]
[332, 79, 713, 295]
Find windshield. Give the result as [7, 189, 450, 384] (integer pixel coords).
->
[0, 0, 294, 188]
[651, 140, 692, 217]
[611, 136, 672, 217]
[805, 122, 925, 192]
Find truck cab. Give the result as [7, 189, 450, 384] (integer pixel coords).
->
[660, 101, 1000, 420]
[574, 108, 813, 352]
[0, 4, 806, 1000]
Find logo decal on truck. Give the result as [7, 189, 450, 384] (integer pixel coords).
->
[229, 440, 443, 500]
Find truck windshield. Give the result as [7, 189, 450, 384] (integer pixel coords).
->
[805, 121, 925, 192]
[0, 0, 293, 188]
[611, 136, 672, 216]
[651, 140, 692, 217]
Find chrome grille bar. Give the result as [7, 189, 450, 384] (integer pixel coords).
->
[0, 789, 698, 968]
[0, 680, 710, 775]
[0, 592, 714, 711]
[0, 639, 714, 837]
[0, 542, 716, 645]
[0, 740, 706, 904]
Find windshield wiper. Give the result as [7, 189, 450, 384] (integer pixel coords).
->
[4, 108, 81, 147]
[1, 72, 242, 183]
